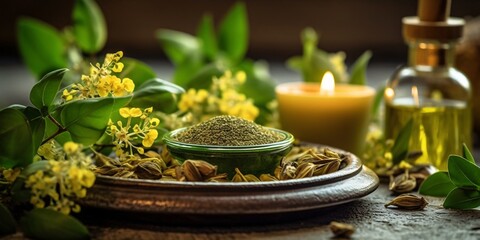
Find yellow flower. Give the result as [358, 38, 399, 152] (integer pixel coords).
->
[142, 129, 158, 147]
[2, 168, 21, 183]
[64, 142, 79, 155]
[236, 71, 246, 84]
[196, 89, 209, 102]
[114, 51, 123, 61]
[122, 78, 135, 93]
[112, 62, 124, 73]
[144, 107, 153, 114]
[150, 118, 160, 127]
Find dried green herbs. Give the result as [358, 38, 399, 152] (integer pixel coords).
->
[174, 115, 284, 146]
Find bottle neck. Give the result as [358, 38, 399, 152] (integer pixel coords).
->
[407, 41, 455, 67]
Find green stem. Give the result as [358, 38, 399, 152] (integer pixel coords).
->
[41, 115, 67, 145]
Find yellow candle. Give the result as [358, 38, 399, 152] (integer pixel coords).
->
[276, 72, 375, 155]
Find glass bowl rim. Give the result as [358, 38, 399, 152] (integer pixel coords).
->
[163, 127, 294, 153]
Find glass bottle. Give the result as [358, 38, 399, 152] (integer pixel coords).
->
[384, 0, 471, 170]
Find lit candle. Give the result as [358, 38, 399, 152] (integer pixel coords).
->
[276, 72, 375, 155]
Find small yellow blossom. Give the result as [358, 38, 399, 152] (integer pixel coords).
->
[119, 107, 142, 118]
[122, 78, 135, 93]
[107, 107, 160, 157]
[150, 118, 160, 127]
[25, 141, 95, 215]
[142, 129, 158, 147]
[62, 51, 134, 101]
[64, 141, 79, 154]
[2, 168, 21, 183]
[235, 71, 246, 84]
[112, 62, 124, 73]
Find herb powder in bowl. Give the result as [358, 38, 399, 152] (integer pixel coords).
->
[164, 115, 294, 178]
[174, 115, 284, 146]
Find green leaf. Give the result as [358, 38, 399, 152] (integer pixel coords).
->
[308, 50, 343, 83]
[156, 29, 200, 66]
[0, 203, 16, 235]
[197, 14, 217, 60]
[462, 143, 475, 164]
[237, 60, 276, 107]
[448, 155, 480, 189]
[419, 171, 456, 197]
[59, 96, 131, 145]
[20, 208, 89, 240]
[372, 86, 385, 118]
[172, 52, 204, 87]
[17, 17, 67, 80]
[391, 118, 413, 165]
[117, 57, 156, 87]
[21, 107, 46, 154]
[72, 0, 107, 54]
[128, 79, 184, 113]
[218, 2, 248, 63]
[443, 188, 480, 209]
[349, 50, 372, 85]
[0, 108, 34, 168]
[30, 69, 68, 110]
[286, 56, 303, 73]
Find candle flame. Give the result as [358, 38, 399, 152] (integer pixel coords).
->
[411, 86, 419, 106]
[320, 71, 335, 95]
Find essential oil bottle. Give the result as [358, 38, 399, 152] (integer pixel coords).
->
[384, 0, 472, 170]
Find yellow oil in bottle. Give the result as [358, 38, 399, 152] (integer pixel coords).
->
[385, 99, 471, 170]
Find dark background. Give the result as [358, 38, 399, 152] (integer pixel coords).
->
[1, 0, 479, 62]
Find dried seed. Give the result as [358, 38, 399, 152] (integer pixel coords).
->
[232, 168, 249, 182]
[163, 168, 176, 178]
[385, 194, 428, 210]
[207, 173, 228, 182]
[259, 174, 278, 181]
[389, 171, 417, 194]
[274, 166, 282, 179]
[280, 163, 297, 180]
[137, 161, 163, 179]
[295, 162, 315, 179]
[324, 148, 341, 159]
[189, 160, 217, 178]
[244, 174, 260, 182]
[314, 160, 340, 176]
[183, 160, 203, 181]
[329, 221, 355, 238]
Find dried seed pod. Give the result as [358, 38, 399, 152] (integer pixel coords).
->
[207, 173, 228, 182]
[259, 174, 278, 181]
[232, 168, 248, 182]
[163, 168, 177, 178]
[274, 166, 282, 179]
[280, 163, 297, 180]
[385, 194, 428, 210]
[329, 221, 355, 238]
[244, 174, 260, 182]
[295, 162, 315, 179]
[183, 160, 203, 181]
[188, 160, 217, 178]
[410, 172, 429, 187]
[175, 166, 185, 181]
[314, 160, 341, 176]
[389, 171, 417, 194]
[137, 161, 163, 179]
[324, 148, 341, 159]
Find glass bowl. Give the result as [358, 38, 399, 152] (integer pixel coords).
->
[163, 127, 294, 178]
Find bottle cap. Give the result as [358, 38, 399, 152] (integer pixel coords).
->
[403, 0, 464, 42]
